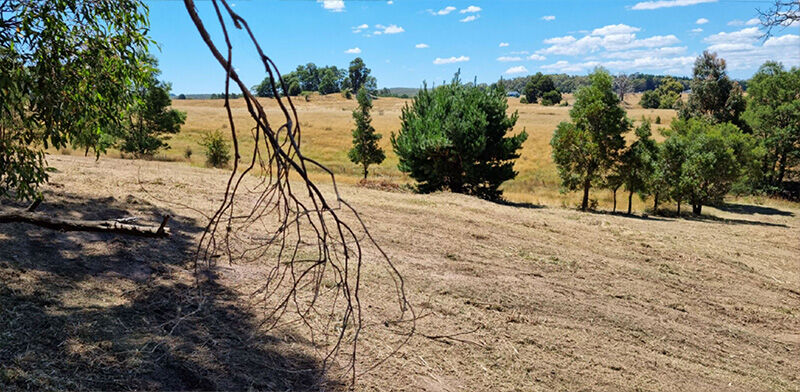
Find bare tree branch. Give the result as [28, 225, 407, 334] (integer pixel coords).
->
[182, 0, 414, 386]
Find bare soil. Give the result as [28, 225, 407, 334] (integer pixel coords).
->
[1, 155, 798, 391]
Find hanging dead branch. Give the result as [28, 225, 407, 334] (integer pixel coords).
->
[182, 0, 414, 385]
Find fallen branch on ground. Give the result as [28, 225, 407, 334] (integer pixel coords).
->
[0, 210, 171, 237]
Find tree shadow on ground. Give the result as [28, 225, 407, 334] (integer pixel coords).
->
[713, 203, 795, 217]
[0, 191, 342, 391]
[496, 199, 545, 210]
[589, 209, 672, 222]
[682, 213, 789, 228]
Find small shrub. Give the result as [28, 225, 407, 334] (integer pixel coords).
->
[560, 100, 569, 107]
[183, 146, 193, 159]
[200, 130, 231, 168]
[520, 96, 528, 104]
[541, 90, 562, 106]
[655, 116, 661, 124]
[342, 88, 352, 99]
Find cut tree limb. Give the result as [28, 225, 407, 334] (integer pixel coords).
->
[0, 210, 171, 237]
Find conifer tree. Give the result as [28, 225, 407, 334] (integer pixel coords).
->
[348, 87, 385, 179]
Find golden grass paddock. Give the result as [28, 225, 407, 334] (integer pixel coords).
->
[138, 93, 681, 212]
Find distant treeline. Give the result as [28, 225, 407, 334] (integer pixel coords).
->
[498, 73, 699, 94]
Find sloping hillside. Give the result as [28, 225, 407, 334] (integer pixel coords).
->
[1, 155, 798, 391]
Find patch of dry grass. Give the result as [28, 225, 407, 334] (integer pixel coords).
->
[2, 155, 798, 391]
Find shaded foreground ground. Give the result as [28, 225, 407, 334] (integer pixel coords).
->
[1, 155, 799, 391]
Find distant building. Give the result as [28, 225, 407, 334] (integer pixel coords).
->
[507, 91, 520, 98]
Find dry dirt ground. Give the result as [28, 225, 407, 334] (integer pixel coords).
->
[1, 155, 799, 391]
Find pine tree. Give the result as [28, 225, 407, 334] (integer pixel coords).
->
[348, 87, 385, 179]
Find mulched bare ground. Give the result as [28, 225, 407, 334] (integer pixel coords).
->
[1, 155, 799, 391]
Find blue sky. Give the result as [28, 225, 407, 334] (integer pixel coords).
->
[146, 0, 800, 94]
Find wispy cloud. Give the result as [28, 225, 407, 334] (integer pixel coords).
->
[631, 0, 716, 10]
[691, 28, 703, 33]
[460, 15, 479, 22]
[460, 5, 481, 13]
[505, 65, 529, 75]
[541, 15, 556, 21]
[696, 18, 709, 24]
[373, 24, 404, 34]
[345, 47, 361, 54]
[433, 56, 470, 65]
[433, 6, 456, 15]
[415, 43, 429, 48]
[497, 56, 522, 62]
[317, 0, 344, 12]
[499, 42, 510, 47]
[703, 27, 799, 70]
[528, 54, 546, 61]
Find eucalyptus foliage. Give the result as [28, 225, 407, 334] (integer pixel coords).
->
[551, 69, 630, 211]
[1, 0, 152, 200]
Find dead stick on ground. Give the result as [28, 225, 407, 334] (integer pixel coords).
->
[0, 210, 171, 237]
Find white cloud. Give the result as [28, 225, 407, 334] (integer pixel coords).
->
[356, 24, 368, 29]
[541, 56, 695, 73]
[317, 0, 344, 12]
[544, 36, 576, 45]
[704, 28, 799, 70]
[497, 56, 522, 62]
[434, 6, 456, 15]
[511, 50, 530, 55]
[415, 43, 429, 48]
[745, 18, 760, 26]
[539, 25, 680, 56]
[460, 5, 481, 13]
[631, 0, 717, 10]
[499, 42, 510, 47]
[727, 18, 759, 26]
[374, 24, 404, 34]
[505, 65, 529, 75]
[600, 46, 687, 59]
[541, 15, 556, 21]
[696, 18, 709, 24]
[592, 24, 641, 36]
[528, 54, 546, 61]
[433, 56, 470, 65]
[345, 47, 361, 54]
[387, 0, 393, 4]
[460, 15, 479, 22]
[691, 28, 703, 33]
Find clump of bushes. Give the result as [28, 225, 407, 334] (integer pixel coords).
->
[200, 130, 231, 168]
[541, 90, 562, 106]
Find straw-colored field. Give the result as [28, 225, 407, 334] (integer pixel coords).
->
[155, 93, 678, 211]
[1, 155, 798, 391]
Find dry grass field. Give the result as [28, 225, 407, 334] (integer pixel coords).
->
[87, 93, 682, 212]
[1, 155, 798, 391]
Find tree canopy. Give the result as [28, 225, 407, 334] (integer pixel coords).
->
[1, 0, 152, 200]
[392, 72, 527, 201]
[551, 69, 630, 211]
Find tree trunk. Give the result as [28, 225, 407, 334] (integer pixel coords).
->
[363, 164, 368, 180]
[653, 192, 659, 214]
[692, 204, 702, 215]
[612, 189, 617, 213]
[0, 210, 171, 237]
[581, 178, 591, 211]
[677, 198, 681, 216]
[627, 190, 633, 215]
[776, 152, 787, 186]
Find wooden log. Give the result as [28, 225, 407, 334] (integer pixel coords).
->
[0, 210, 171, 237]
